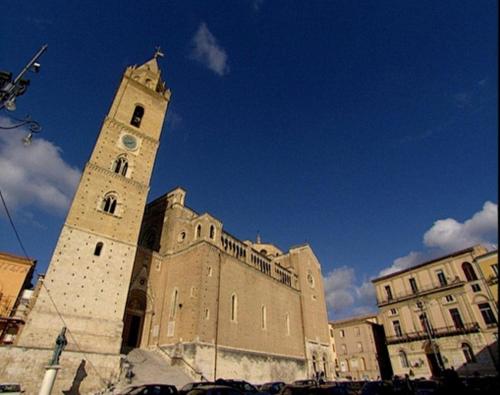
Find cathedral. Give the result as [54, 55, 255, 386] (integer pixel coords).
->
[0, 54, 332, 393]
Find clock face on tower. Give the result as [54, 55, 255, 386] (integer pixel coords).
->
[121, 134, 137, 151]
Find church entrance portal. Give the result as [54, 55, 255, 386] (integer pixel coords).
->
[122, 290, 147, 352]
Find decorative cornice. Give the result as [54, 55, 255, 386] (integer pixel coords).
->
[85, 162, 148, 190]
[104, 117, 159, 145]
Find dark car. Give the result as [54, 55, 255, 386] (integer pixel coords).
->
[119, 384, 178, 395]
[317, 384, 349, 395]
[180, 382, 215, 395]
[413, 380, 438, 395]
[292, 380, 317, 387]
[359, 381, 394, 395]
[279, 384, 315, 395]
[214, 379, 262, 395]
[260, 382, 286, 395]
[187, 384, 244, 395]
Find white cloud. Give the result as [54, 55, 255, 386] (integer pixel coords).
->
[0, 121, 80, 215]
[379, 202, 498, 276]
[423, 201, 497, 251]
[326, 202, 497, 319]
[324, 266, 376, 318]
[379, 251, 425, 277]
[190, 23, 229, 76]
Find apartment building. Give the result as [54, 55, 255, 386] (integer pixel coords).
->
[372, 245, 498, 378]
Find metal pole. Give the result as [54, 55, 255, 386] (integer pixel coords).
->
[420, 301, 444, 372]
[12, 44, 48, 86]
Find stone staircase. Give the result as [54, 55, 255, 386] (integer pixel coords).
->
[107, 348, 193, 394]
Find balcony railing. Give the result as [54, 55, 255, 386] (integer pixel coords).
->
[386, 322, 480, 344]
[378, 278, 465, 306]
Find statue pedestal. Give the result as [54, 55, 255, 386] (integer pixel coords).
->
[38, 365, 61, 395]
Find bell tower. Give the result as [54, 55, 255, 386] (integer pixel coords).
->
[18, 53, 171, 356]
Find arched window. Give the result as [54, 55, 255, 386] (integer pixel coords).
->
[357, 342, 363, 352]
[113, 156, 128, 176]
[462, 262, 478, 281]
[359, 357, 366, 371]
[231, 293, 237, 322]
[322, 355, 328, 377]
[462, 343, 476, 363]
[130, 105, 144, 127]
[209, 225, 215, 239]
[399, 350, 409, 368]
[261, 305, 267, 329]
[94, 242, 103, 256]
[312, 354, 317, 373]
[102, 194, 117, 214]
[196, 224, 201, 238]
[169, 288, 178, 319]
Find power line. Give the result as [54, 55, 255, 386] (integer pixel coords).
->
[0, 189, 30, 259]
[0, 187, 109, 388]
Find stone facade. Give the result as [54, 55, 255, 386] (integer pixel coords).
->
[372, 245, 498, 379]
[124, 188, 333, 382]
[329, 314, 392, 380]
[0, 53, 334, 393]
[0, 55, 171, 394]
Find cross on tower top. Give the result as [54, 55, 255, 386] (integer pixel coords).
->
[154, 46, 165, 59]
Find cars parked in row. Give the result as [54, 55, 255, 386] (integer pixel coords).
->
[118, 375, 497, 395]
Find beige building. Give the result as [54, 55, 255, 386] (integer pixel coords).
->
[372, 245, 498, 379]
[476, 250, 498, 305]
[329, 314, 392, 380]
[0, 53, 332, 393]
[123, 187, 333, 383]
[0, 252, 35, 344]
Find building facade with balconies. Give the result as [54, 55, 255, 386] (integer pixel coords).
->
[476, 250, 498, 306]
[372, 245, 498, 378]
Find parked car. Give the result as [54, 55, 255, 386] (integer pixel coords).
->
[317, 384, 349, 395]
[180, 382, 215, 395]
[214, 379, 263, 395]
[359, 381, 394, 395]
[412, 380, 438, 395]
[260, 382, 285, 395]
[118, 384, 178, 395]
[279, 384, 315, 395]
[292, 380, 317, 387]
[187, 384, 244, 395]
[0, 384, 24, 395]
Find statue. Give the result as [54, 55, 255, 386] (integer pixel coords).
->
[50, 327, 68, 366]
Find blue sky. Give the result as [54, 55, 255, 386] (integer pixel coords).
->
[0, 0, 497, 319]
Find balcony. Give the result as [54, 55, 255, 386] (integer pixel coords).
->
[378, 278, 465, 306]
[486, 275, 498, 286]
[386, 322, 480, 345]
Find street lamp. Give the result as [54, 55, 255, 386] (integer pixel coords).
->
[0, 44, 47, 143]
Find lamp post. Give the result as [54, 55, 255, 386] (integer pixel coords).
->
[0, 44, 47, 143]
[418, 299, 444, 373]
